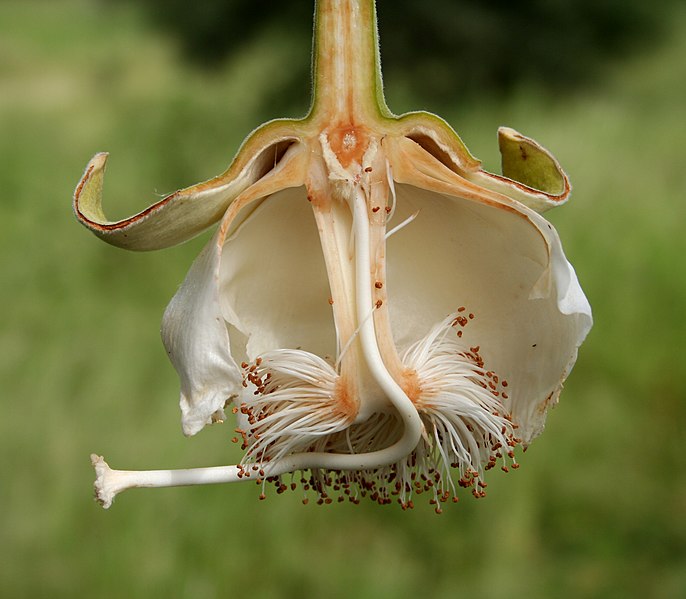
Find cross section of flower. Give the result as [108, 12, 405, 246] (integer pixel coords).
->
[75, 0, 592, 511]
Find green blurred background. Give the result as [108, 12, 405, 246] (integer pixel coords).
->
[1, 0, 684, 597]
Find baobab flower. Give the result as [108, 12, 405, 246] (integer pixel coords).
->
[75, 0, 591, 511]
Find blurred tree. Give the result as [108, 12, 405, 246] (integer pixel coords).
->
[114, 0, 672, 109]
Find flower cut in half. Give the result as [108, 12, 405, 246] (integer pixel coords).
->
[76, 0, 591, 511]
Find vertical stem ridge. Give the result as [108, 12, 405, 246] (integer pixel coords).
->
[310, 0, 389, 124]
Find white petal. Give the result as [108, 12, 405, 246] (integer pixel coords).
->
[218, 186, 336, 361]
[386, 183, 590, 443]
[161, 141, 313, 435]
[161, 232, 241, 436]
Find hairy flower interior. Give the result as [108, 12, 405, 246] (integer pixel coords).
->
[236, 309, 521, 511]
[222, 130, 522, 511]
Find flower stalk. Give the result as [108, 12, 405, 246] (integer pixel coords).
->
[309, 0, 390, 123]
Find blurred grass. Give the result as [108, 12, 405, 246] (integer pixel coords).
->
[1, 1, 685, 597]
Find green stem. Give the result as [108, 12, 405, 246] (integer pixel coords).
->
[309, 0, 391, 124]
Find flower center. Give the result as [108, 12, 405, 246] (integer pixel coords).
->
[231, 130, 523, 510]
[236, 305, 522, 510]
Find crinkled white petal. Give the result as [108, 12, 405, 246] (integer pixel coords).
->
[386, 183, 591, 443]
[161, 233, 242, 436]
